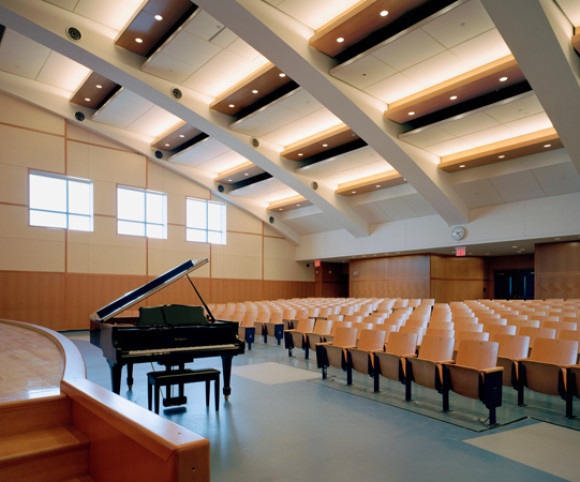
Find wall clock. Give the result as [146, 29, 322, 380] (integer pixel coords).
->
[451, 226, 466, 241]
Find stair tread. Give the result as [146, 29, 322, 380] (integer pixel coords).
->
[0, 425, 89, 465]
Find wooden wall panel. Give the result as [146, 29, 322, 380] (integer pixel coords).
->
[429, 255, 486, 302]
[349, 256, 430, 299]
[536, 241, 580, 299]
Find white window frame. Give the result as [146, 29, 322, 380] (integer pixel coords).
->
[29, 170, 93, 231]
[117, 185, 167, 239]
[186, 197, 226, 244]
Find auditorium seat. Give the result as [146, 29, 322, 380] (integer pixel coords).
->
[517, 338, 579, 409]
[558, 330, 580, 363]
[490, 333, 530, 387]
[284, 317, 315, 357]
[305, 319, 333, 354]
[404, 335, 454, 403]
[442, 340, 503, 425]
[374, 332, 418, 394]
[316, 327, 358, 379]
[518, 326, 556, 351]
[346, 329, 387, 385]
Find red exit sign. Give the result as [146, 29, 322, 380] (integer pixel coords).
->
[455, 246, 466, 257]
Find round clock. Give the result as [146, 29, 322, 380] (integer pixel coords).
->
[451, 226, 466, 241]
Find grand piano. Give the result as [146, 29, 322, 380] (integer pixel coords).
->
[89, 258, 244, 400]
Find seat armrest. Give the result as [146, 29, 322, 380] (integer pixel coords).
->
[480, 367, 504, 375]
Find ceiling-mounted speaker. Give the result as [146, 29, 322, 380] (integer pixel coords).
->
[154, 150, 163, 159]
[269, 216, 275, 224]
[171, 88, 182, 99]
[311, 181, 319, 190]
[251, 137, 259, 147]
[66, 27, 82, 41]
[74, 111, 85, 121]
[218, 184, 225, 193]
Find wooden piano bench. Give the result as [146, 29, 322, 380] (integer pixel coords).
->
[147, 368, 220, 414]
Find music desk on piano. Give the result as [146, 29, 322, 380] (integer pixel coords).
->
[89, 258, 245, 400]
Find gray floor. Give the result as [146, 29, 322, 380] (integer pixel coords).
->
[67, 332, 580, 482]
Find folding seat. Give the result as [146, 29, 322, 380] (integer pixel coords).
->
[346, 329, 387, 385]
[511, 319, 540, 333]
[491, 333, 530, 387]
[237, 312, 257, 349]
[518, 326, 556, 352]
[453, 322, 483, 333]
[404, 335, 455, 403]
[284, 317, 315, 357]
[282, 307, 297, 330]
[328, 314, 344, 323]
[485, 324, 516, 337]
[305, 319, 333, 358]
[321, 320, 352, 344]
[558, 330, 580, 363]
[517, 338, 579, 409]
[442, 340, 503, 425]
[344, 315, 363, 323]
[264, 310, 284, 344]
[373, 332, 418, 393]
[316, 327, 358, 379]
[565, 365, 580, 417]
[399, 324, 426, 346]
[542, 320, 577, 334]
[453, 330, 489, 356]
[424, 328, 454, 339]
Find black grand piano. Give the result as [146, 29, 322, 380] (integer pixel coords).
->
[89, 258, 244, 399]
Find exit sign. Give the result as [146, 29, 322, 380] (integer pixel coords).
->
[455, 246, 466, 257]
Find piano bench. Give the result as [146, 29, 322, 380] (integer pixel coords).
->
[147, 368, 220, 414]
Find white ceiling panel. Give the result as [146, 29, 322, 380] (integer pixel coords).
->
[421, 0, 494, 49]
[452, 179, 503, 208]
[141, 53, 194, 84]
[170, 137, 231, 168]
[351, 202, 393, 225]
[485, 93, 544, 123]
[490, 170, 546, 203]
[398, 126, 456, 149]
[450, 29, 511, 68]
[265, 0, 360, 30]
[36, 51, 90, 92]
[402, 50, 465, 88]
[0, 30, 50, 79]
[127, 106, 181, 138]
[184, 10, 225, 39]
[375, 197, 419, 221]
[439, 112, 501, 137]
[72, 0, 143, 31]
[331, 55, 396, 90]
[555, 0, 580, 26]
[372, 28, 447, 72]
[91, 88, 152, 129]
[366, 72, 421, 103]
[532, 162, 580, 197]
[402, 193, 438, 217]
[198, 151, 251, 173]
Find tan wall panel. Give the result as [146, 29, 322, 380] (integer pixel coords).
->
[0, 124, 64, 172]
[93, 181, 117, 217]
[88, 244, 146, 275]
[226, 203, 262, 234]
[88, 145, 146, 186]
[167, 192, 186, 226]
[66, 140, 90, 179]
[0, 163, 28, 204]
[430, 255, 486, 279]
[0, 93, 64, 135]
[0, 204, 65, 242]
[430, 280, 486, 303]
[0, 238, 64, 272]
[67, 241, 90, 273]
[263, 237, 314, 282]
[67, 121, 128, 150]
[212, 232, 262, 279]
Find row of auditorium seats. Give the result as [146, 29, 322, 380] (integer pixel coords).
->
[206, 297, 580, 422]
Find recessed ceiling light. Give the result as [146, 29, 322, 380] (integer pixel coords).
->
[251, 89, 258, 94]
[408, 111, 415, 116]
[298, 153, 303, 157]
[499, 76, 508, 82]
[336, 37, 345, 43]
[244, 172, 249, 176]
[135, 37, 143, 43]
[375, 185, 381, 188]
[296, 204, 301, 207]
[449, 95, 458, 101]
[164, 143, 170, 147]
[279, 73, 286, 78]
[84, 97, 91, 102]
[498, 154, 506, 159]
[380, 10, 389, 17]
[179, 134, 185, 138]
[228, 104, 235, 108]
[154, 14, 163, 21]
[512, 245, 518, 248]
[459, 164, 466, 168]
[227, 179, 233, 182]
[95, 84, 102, 89]
[543, 143, 552, 148]
[351, 191, 356, 194]
[322, 143, 328, 147]
[279, 208, 283, 211]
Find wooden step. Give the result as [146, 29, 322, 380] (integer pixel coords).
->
[0, 394, 71, 437]
[0, 425, 89, 481]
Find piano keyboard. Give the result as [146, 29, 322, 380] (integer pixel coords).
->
[127, 344, 238, 356]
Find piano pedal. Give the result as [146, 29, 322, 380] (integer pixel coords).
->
[163, 395, 188, 407]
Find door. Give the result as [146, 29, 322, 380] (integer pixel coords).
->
[494, 269, 534, 300]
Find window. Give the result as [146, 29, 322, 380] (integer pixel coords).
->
[117, 186, 167, 238]
[29, 171, 93, 231]
[186, 198, 226, 244]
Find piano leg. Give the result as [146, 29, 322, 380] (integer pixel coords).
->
[127, 362, 134, 390]
[108, 361, 122, 395]
[221, 354, 234, 400]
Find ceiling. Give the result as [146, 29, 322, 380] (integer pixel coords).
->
[1, 0, 580, 260]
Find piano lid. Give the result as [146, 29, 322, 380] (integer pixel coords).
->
[89, 258, 208, 322]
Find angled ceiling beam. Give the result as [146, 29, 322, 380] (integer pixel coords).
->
[0, 0, 365, 239]
[196, 0, 469, 227]
[481, 0, 580, 175]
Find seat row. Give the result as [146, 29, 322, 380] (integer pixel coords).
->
[314, 327, 580, 423]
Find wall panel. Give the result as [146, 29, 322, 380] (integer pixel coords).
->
[536, 241, 580, 299]
[430, 255, 486, 302]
